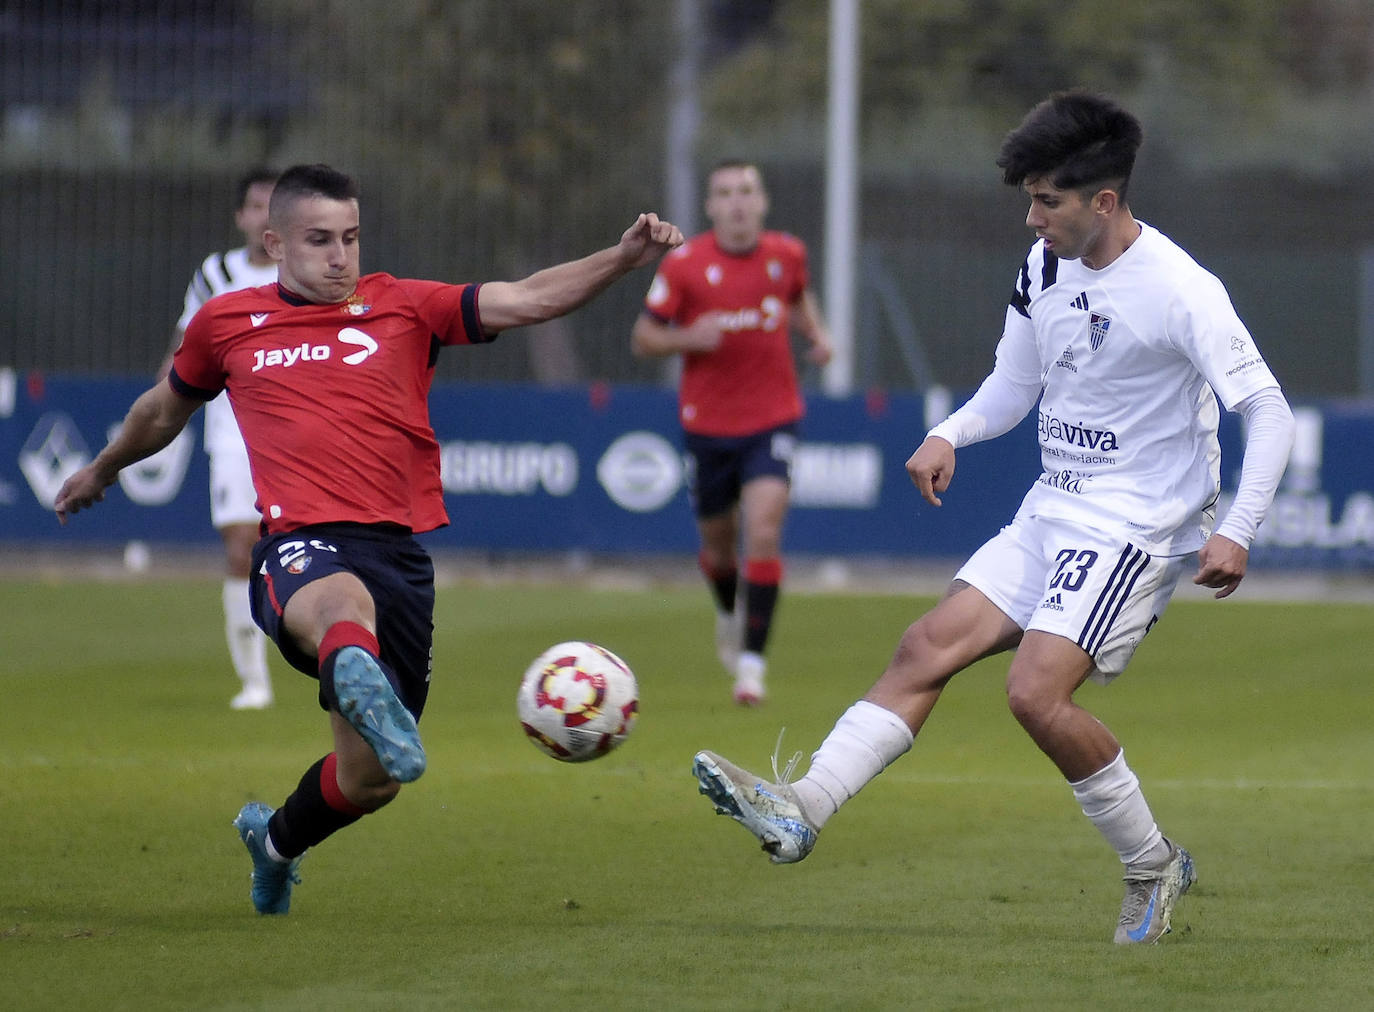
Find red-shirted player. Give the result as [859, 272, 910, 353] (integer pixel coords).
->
[631, 160, 832, 706]
[55, 163, 682, 915]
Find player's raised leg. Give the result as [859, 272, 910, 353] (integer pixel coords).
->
[695, 583, 1016, 859]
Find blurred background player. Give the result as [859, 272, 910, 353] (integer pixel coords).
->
[631, 160, 833, 706]
[161, 167, 279, 709]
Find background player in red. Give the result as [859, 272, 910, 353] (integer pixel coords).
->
[55, 163, 683, 915]
[630, 160, 833, 706]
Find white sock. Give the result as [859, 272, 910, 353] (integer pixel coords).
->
[1070, 750, 1171, 868]
[223, 578, 271, 692]
[263, 830, 289, 864]
[793, 701, 914, 829]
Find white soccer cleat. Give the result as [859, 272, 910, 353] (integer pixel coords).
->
[732, 651, 766, 706]
[1114, 842, 1197, 944]
[693, 749, 817, 863]
[230, 684, 274, 710]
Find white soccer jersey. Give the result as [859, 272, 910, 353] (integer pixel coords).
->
[176, 247, 278, 457]
[987, 222, 1280, 555]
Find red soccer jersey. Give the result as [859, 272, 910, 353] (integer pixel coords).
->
[170, 272, 490, 535]
[643, 230, 810, 436]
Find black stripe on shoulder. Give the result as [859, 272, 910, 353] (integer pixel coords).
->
[1009, 259, 1033, 318]
[1041, 250, 1059, 290]
[189, 267, 213, 304]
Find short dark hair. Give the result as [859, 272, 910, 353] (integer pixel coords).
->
[996, 91, 1143, 199]
[708, 158, 764, 185]
[234, 166, 279, 209]
[268, 164, 360, 222]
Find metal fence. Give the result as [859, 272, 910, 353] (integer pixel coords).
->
[3, 3, 1371, 398]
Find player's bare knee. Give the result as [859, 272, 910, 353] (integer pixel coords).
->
[1004, 674, 1067, 737]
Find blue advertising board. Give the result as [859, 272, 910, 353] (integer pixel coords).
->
[1, 369, 1370, 569]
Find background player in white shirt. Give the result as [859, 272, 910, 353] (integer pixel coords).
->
[692, 91, 1296, 945]
[162, 168, 279, 709]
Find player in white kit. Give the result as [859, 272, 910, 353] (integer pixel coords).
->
[166, 168, 279, 709]
[692, 92, 1296, 944]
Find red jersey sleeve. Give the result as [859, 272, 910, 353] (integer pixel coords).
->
[642, 246, 692, 324]
[394, 279, 492, 346]
[169, 308, 227, 400]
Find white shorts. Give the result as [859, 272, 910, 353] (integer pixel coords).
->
[956, 514, 1188, 683]
[205, 396, 260, 529]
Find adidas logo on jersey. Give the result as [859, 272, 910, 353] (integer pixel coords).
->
[1040, 592, 1065, 612]
[1070, 292, 1090, 310]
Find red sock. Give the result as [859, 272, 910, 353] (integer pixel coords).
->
[321, 752, 369, 817]
[318, 621, 379, 667]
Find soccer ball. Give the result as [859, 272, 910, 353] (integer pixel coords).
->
[517, 641, 639, 762]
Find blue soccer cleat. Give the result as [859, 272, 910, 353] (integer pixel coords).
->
[233, 802, 302, 915]
[332, 646, 426, 783]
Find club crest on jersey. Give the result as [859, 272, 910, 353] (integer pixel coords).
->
[705, 264, 723, 286]
[343, 293, 371, 316]
[286, 555, 311, 575]
[767, 259, 782, 281]
[1089, 312, 1112, 352]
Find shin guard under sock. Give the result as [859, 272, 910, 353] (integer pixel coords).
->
[267, 753, 370, 859]
[316, 621, 380, 711]
[1071, 750, 1170, 868]
[794, 701, 915, 828]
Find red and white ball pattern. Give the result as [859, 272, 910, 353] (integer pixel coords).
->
[517, 641, 639, 762]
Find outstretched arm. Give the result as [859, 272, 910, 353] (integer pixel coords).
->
[54, 381, 201, 523]
[477, 213, 683, 335]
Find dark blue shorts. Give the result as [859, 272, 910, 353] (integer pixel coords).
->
[684, 423, 798, 519]
[250, 522, 436, 719]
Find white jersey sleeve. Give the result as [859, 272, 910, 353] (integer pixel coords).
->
[1164, 271, 1280, 411]
[1002, 224, 1286, 555]
[1213, 387, 1295, 548]
[927, 311, 1041, 448]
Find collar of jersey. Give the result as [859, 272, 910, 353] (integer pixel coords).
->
[276, 282, 319, 307]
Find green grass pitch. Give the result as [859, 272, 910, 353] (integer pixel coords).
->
[3, 571, 1372, 1009]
